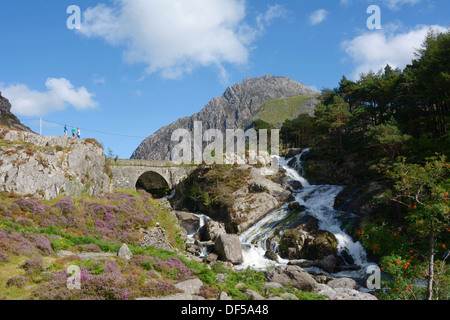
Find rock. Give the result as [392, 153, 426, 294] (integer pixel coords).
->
[215, 274, 228, 283]
[264, 250, 279, 262]
[316, 284, 377, 300]
[281, 292, 298, 300]
[57, 250, 78, 258]
[265, 265, 318, 292]
[288, 180, 303, 191]
[77, 252, 117, 262]
[218, 292, 233, 300]
[185, 243, 203, 256]
[315, 255, 337, 273]
[262, 282, 284, 290]
[199, 219, 226, 242]
[242, 289, 265, 300]
[140, 227, 173, 251]
[0, 93, 32, 132]
[118, 243, 133, 260]
[0, 128, 112, 200]
[327, 278, 357, 290]
[282, 148, 302, 159]
[301, 231, 338, 261]
[214, 234, 244, 265]
[288, 202, 306, 212]
[137, 293, 205, 300]
[205, 253, 218, 264]
[248, 168, 292, 203]
[288, 259, 315, 268]
[175, 211, 200, 235]
[174, 278, 204, 295]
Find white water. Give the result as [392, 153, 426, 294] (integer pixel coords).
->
[237, 149, 373, 279]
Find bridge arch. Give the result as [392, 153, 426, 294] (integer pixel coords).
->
[135, 171, 170, 199]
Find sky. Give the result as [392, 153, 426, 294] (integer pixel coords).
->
[0, 0, 448, 159]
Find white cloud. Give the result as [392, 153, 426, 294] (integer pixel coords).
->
[77, 0, 284, 81]
[309, 9, 328, 26]
[341, 25, 447, 80]
[0, 78, 98, 117]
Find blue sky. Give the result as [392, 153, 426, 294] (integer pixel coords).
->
[0, 0, 448, 158]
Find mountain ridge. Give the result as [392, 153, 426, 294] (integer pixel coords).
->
[131, 75, 319, 160]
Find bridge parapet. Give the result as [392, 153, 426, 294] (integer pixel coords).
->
[110, 160, 197, 192]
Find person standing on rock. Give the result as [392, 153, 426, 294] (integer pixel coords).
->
[64, 124, 68, 136]
[72, 126, 76, 137]
[77, 128, 81, 139]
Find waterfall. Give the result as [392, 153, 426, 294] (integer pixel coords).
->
[238, 149, 372, 278]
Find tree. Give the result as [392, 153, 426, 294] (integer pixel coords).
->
[365, 117, 412, 159]
[387, 155, 450, 299]
[314, 96, 351, 154]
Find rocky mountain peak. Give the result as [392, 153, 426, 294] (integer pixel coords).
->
[131, 75, 319, 160]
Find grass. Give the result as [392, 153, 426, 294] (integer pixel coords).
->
[253, 95, 317, 128]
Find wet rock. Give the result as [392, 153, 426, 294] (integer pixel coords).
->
[175, 211, 200, 235]
[264, 250, 280, 262]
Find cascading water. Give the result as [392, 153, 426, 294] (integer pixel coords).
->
[238, 149, 373, 279]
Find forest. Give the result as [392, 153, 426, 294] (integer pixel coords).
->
[278, 29, 450, 300]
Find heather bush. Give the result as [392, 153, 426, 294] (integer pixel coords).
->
[0, 251, 9, 262]
[152, 257, 196, 282]
[21, 257, 44, 275]
[199, 284, 221, 299]
[0, 229, 39, 256]
[6, 276, 28, 288]
[53, 198, 75, 214]
[12, 198, 45, 215]
[25, 232, 54, 256]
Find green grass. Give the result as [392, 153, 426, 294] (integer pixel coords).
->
[253, 95, 317, 128]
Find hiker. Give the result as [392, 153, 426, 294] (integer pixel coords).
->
[77, 128, 81, 139]
[64, 124, 68, 136]
[72, 126, 76, 137]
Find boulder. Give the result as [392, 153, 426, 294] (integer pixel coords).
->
[265, 265, 318, 292]
[287, 202, 306, 212]
[199, 219, 226, 242]
[118, 243, 133, 260]
[214, 234, 244, 265]
[175, 211, 200, 235]
[242, 289, 265, 300]
[264, 250, 280, 263]
[315, 284, 377, 300]
[174, 278, 204, 295]
[327, 278, 357, 290]
[315, 255, 337, 273]
[140, 227, 173, 251]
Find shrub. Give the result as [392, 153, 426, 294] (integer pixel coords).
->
[6, 276, 28, 288]
[21, 257, 44, 275]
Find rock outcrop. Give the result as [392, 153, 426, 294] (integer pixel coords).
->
[0, 128, 113, 200]
[0, 93, 33, 132]
[131, 75, 318, 161]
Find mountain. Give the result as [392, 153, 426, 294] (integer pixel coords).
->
[131, 75, 319, 160]
[0, 92, 33, 132]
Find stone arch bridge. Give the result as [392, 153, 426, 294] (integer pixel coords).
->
[110, 159, 197, 197]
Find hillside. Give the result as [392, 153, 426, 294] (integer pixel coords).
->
[253, 95, 318, 128]
[131, 75, 319, 160]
